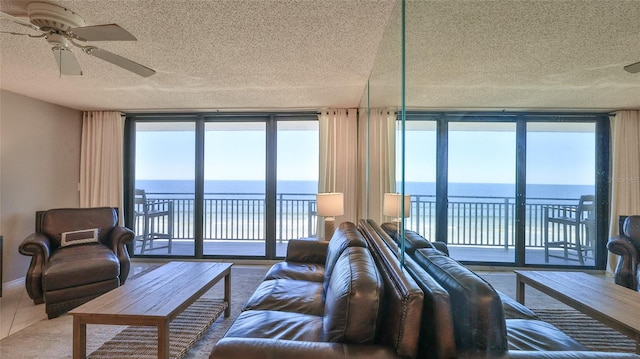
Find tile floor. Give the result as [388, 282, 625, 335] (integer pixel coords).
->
[0, 262, 154, 340]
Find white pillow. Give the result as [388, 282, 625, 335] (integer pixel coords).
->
[60, 228, 100, 247]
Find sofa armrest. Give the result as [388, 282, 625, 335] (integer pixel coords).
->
[607, 235, 639, 289]
[285, 239, 329, 264]
[432, 241, 450, 256]
[103, 226, 135, 284]
[210, 338, 399, 359]
[18, 233, 52, 303]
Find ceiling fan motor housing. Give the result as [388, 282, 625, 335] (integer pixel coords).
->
[27, 2, 85, 32]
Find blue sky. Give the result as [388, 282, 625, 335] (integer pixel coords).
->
[136, 124, 596, 186]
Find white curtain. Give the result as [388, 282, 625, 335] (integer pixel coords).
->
[79, 111, 125, 217]
[318, 109, 358, 237]
[357, 108, 397, 223]
[607, 110, 640, 275]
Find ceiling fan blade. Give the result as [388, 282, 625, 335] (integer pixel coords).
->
[85, 47, 155, 77]
[70, 24, 137, 41]
[0, 10, 40, 31]
[52, 47, 83, 76]
[624, 61, 640, 74]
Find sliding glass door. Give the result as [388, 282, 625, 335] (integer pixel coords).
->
[127, 113, 318, 259]
[133, 122, 196, 256]
[401, 113, 607, 268]
[447, 122, 516, 263]
[203, 122, 266, 257]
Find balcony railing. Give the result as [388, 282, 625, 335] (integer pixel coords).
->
[136, 192, 587, 249]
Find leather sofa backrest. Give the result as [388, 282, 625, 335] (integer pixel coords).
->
[323, 246, 381, 344]
[413, 248, 508, 353]
[38, 207, 118, 246]
[323, 221, 367, 293]
[359, 219, 424, 359]
[404, 255, 457, 359]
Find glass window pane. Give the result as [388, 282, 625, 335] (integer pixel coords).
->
[276, 120, 319, 257]
[134, 122, 195, 256]
[203, 122, 266, 257]
[447, 122, 516, 263]
[403, 121, 437, 238]
[526, 122, 596, 266]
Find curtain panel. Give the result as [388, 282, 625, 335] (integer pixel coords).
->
[607, 110, 640, 274]
[357, 108, 397, 224]
[318, 109, 358, 237]
[79, 111, 125, 219]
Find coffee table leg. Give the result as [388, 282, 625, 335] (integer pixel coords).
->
[73, 316, 86, 359]
[224, 271, 231, 317]
[516, 275, 525, 305]
[158, 322, 170, 359]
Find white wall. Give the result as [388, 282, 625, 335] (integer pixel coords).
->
[0, 90, 82, 283]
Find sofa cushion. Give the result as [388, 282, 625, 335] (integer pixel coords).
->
[43, 243, 119, 291]
[381, 222, 449, 256]
[413, 248, 509, 352]
[243, 279, 324, 316]
[322, 222, 368, 294]
[506, 319, 588, 351]
[323, 246, 382, 344]
[263, 262, 325, 282]
[224, 310, 323, 342]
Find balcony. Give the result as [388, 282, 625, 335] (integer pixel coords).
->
[133, 192, 596, 266]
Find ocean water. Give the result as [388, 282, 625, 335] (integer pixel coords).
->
[135, 180, 593, 201]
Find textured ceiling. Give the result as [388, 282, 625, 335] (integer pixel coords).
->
[0, 0, 639, 112]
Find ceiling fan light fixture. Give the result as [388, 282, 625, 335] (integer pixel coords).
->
[26, 2, 85, 32]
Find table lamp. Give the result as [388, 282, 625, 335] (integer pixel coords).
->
[383, 193, 411, 229]
[317, 192, 344, 240]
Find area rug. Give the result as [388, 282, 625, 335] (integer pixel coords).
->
[88, 298, 227, 359]
[532, 308, 636, 353]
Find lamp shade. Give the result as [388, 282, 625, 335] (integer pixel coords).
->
[316, 192, 344, 217]
[383, 193, 411, 218]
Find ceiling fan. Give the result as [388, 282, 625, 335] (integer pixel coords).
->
[0, 2, 155, 77]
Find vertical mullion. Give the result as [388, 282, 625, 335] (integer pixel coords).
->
[265, 116, 277, 259]
[515, 117, 526, 266]
[195, 117, 205, 258]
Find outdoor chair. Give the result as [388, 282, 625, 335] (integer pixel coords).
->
[18, 207, 134, 318]
[544, 194, 595, 264]
[134, 189, 174, 254]
[607, 215, 640, 291]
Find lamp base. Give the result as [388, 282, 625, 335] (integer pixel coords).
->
[324, 218, 336, 241]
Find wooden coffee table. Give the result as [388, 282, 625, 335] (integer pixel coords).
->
[515, 270, 640, 354]
[70, 261, 232, 359]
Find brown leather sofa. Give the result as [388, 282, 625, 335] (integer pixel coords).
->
[373, 219, 640, 359]
[18, 207, 134, 318]
[211, 221, 424, 359]
[212, 219, 639, 359]
[607, 215, 640, 291]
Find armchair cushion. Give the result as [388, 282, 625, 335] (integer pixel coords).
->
[43, 244, 119, 291]
[60, 228, 100, 247]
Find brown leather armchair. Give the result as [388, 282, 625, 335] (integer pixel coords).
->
[19, 207, 134, 318]
[607, 215, 640, 291]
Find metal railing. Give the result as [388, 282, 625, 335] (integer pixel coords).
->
[137, 192, 586, 248]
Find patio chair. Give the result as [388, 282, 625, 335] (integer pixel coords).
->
[134, 189, 174, 254]
[544, 194, 595, 264]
